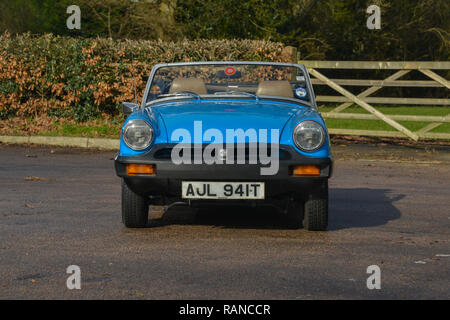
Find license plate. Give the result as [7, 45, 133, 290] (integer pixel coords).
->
[182, 181, 265, 199]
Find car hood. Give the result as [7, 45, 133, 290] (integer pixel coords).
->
[151, 99, 306, 143]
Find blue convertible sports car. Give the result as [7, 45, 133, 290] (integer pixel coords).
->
[115, 61, 333, 230]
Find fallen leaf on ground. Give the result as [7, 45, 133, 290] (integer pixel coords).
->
[24, 176, 54, 181]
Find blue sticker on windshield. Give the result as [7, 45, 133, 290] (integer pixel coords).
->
[295, 87, 307, 98]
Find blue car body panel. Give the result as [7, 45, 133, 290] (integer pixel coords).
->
[119, 98, 331, 159]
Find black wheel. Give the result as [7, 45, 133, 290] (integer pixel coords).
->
[303, 181, 328, 231]
[285, 199, 304, 229]
[121, 180, 149, 228]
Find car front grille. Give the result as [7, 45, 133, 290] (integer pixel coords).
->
[153, 144, 291, 162]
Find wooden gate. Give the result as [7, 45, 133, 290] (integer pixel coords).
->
[300, 61, 450, 140]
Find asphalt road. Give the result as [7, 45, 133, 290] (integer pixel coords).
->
[0, 143, 449, 299]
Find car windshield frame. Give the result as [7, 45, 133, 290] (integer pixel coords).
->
[142, 61, 317, 109]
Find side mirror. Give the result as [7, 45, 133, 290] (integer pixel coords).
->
[122, 102, 139, 115]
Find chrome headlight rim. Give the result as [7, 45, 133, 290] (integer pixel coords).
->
[122, 119, 154, 151]
[293, 120, 325, 152]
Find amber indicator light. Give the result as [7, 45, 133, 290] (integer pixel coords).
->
[126, 164, 155, 175]
[292, 165, 320, 176]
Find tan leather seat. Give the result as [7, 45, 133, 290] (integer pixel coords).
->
[169, 78, 207, 95]
[256, 80, 293, 98]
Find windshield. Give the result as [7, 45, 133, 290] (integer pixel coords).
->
[146, 63, 311, 105]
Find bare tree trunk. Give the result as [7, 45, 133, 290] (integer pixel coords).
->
[108, 6, 112, 39]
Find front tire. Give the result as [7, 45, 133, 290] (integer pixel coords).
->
[121, 180, 149, 228]
[303, 182, 328, 231]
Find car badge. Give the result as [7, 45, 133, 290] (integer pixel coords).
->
[217, 148, 227, 161]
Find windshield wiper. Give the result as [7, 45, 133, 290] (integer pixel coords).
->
[157, 91, 201, 100]
[214, 91, 259, 101]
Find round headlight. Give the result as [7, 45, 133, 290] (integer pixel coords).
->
[293, 121, 325, 151]
[122, 119, 153, 150]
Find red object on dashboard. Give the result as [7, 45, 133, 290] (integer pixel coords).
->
[225, 66, 236, 76]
